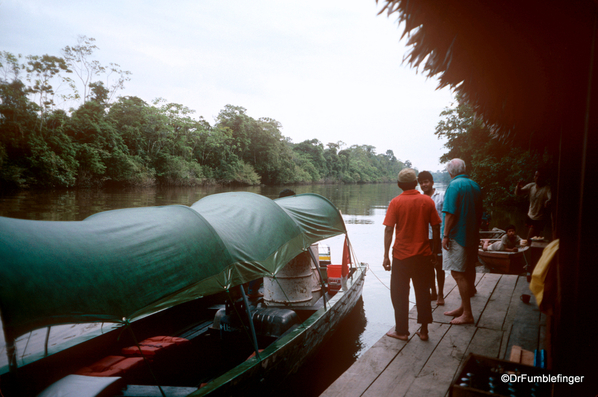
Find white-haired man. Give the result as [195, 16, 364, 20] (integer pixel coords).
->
[441, 159, 482, 325]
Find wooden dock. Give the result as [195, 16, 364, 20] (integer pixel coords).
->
[321, 273, 546, 397]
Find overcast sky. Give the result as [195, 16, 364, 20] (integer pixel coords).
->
[1, 0, 455, 172]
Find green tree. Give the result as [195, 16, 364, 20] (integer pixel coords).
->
[24, 54, 71, 127]
[61, 35, 131, 105]
[292, 139, 328, 181]
[435, 97, 548, 207]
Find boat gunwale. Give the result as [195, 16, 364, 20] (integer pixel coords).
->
[187, 264, 367, 396]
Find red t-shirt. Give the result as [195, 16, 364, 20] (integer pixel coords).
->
[383, 190, 442, 260]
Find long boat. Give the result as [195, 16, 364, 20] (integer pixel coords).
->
[0, 192, 366, 397]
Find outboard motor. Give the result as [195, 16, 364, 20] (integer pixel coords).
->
[213, 301, 300, 340]
[212, 298, 247, 338]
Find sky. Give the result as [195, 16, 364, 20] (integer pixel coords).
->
[1, 0, 455, 172]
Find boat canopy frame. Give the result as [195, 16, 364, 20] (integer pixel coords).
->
[0, 192, 347, 373]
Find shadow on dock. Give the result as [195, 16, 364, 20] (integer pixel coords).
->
[321, 273, 545, 396]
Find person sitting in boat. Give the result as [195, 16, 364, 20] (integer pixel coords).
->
[481, 225, 521, 252]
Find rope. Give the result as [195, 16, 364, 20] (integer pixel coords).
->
[368, 265, 390, 291]
[366, 258, 419, 305]
[272, 275, 292, 303]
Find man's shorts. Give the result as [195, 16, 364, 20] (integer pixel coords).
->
[442, 238, 477, 272]
[525, 215, 546, 232]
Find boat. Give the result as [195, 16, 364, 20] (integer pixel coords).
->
[0, 192, 366, 397]
[478, 229, 530, 274]
[477, 246, 530, 274]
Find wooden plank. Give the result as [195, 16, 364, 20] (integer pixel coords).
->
[438, 271, 458, 300]
[510, 345, 522, 362]
[500, 276, 528, 359]
[320, 319, 419, 397]
[509, 345, 535, 366]
[521, 349, 535, 366]
[466, 273, 500, 323]
[402, 323, 477, 397]
[504, 277, 543, 360]
[324, 273, 547, 397]
[477, 274, 518, 330]
[503, 276, 530, 330]
[409, 273, 458, 321]
[433, 273, 501, 326]
[499, 323, 512, 362]
[361, 322, 450, 397]
[463, 327, 503, 359]
[431, 276, 465, 324]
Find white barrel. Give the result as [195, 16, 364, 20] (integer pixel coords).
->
[264, 251, 313, 306]
[309, 243, 322, 295]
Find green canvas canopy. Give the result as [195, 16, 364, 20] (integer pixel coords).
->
[0, 192, 346, 345]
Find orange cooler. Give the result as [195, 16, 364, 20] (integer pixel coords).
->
[327, 264, 342, 293]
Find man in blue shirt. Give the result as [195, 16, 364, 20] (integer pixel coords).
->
[441, 159, 482, 325]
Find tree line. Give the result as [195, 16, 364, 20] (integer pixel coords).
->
[434, 96, 552, 209]
[1, 37, 418, 190]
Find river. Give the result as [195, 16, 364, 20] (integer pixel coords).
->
[2, 182, 508, 395]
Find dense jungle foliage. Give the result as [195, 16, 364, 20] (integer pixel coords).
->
[0, 38, 416, 190]
[1, 36, 548, 203]
[435, 97, 552, 209]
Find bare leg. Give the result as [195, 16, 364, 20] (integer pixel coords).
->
[430, 274, 437, 300]
[416, 323, 429, 341]
[386, 330, 408, 341]
[527, 224, 537, 241]
[445, 270, 474, 324]
[467, 263, 476, 296]
[436, 265, 445, 305]
[429, 258, 437, 300]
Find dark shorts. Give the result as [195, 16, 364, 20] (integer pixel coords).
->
[525, 215, 546, 232]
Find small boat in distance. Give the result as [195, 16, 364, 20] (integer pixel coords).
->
[478, 246, 530, 274]
[0, 192, 366, 397]
[478, 228, 529, 274]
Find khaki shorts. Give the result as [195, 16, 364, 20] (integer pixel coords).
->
[442, 238, 477, 272]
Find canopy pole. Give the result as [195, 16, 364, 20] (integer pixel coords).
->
[308, 249, 327, 310]
[44, 326, 51, 357]
[125, 320, 166, 397]
[1, 321, 21, 396]
[239, 285, 261, 361]
[346, 236, 358, 280]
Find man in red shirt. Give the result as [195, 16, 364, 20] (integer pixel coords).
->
[383, 168, 442, 341]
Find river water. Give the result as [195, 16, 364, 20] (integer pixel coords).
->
[0, 183, 460, 395]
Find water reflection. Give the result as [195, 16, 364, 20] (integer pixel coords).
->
[344, 218, 375, 225]
[1, 184, 402, 221]
[270, 298, 367, 397]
